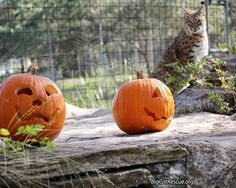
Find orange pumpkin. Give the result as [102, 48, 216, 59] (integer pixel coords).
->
[112, 73, 174, 134]
[0, 68, 66, 141]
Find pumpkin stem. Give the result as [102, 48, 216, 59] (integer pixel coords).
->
[137, 70, 144, 79]
[28, 63, 39, 75]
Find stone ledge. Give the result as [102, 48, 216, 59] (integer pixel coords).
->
[0, 109, 235, 187]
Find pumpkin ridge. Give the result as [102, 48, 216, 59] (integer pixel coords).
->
[136, 80, 141, 130]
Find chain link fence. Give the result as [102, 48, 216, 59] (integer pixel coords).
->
[0, 0, 234, 108]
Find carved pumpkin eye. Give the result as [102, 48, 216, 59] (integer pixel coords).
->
[152, 88, 162, 98]
[45, 85, 58, 96]
[17, 87, 33, 96]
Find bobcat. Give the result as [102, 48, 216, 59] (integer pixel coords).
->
[152, 6, 209, 93]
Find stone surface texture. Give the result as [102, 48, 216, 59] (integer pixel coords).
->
[0, 100, 235, 188]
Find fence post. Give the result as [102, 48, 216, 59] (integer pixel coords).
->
[224, 0, 230, 47]
[204, 0, 209, 36]
[204, 0, 210, 54]
[45, 4, 56, 80]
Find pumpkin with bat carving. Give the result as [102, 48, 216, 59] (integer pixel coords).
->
[112, 73, 174, 134]
[0, 68, 66, 141]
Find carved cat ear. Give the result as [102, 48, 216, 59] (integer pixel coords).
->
[198, 6, 205, 16]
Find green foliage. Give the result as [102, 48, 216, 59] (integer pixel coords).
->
[0, 124, 108, 187]
[153, 60, 209, 94]
[206, 60, 236, 114]
[0, 0, 232, 110]
[0, 124, 54, 156]
[15, 124, 44, 138]
[75, 78, 105, 108]
[208, 90, 231, 114]
[153, 57, 235, 115]
[218, 43, 229, 52]
[231, 45, 236, 54]
[0, 128, 10, 136]
[38, 137, 54, 148]
[58, 58, 143, 108]
[0, 0, 228, 70]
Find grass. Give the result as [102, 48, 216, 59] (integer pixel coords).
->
[56, 74, 133, 91]
[0, 123, 113, 187]
[0, 141, 112, 187]
[56, 60, 148, 108]
[56, 74, 133, 108]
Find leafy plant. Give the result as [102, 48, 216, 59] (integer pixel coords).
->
[206, 60, 236, 114]
[0, 128, 10, 136]
[153, 57, 236, 115]
[231, 44, 236, 54]
[208, 90, 231, 114]
[0, 125, 111, 188]
[0, 124, 54, 155]
[153, 60, 209, 94]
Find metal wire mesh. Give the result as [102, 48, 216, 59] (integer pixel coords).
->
[0, 0, 233, 108]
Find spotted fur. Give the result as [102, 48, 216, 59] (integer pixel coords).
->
[160, 6, 208, 67]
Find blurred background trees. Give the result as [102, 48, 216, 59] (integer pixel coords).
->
[0, 0, 232, 76]
[0, 0, 234, 107]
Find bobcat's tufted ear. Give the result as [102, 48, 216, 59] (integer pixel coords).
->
[183, 8, 192, 18]
[183, 8, 190, 16]
[198, 6, 205, 16]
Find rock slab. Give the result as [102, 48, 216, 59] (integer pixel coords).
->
[0, 108, 235, 188]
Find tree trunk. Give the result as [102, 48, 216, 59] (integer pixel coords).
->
[147, 22, 155, 75]
[45, 4, 55, 80]
[98, 8, 108, 65]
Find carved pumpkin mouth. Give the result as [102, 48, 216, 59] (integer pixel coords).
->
[20, 113, 49, 123]
[141, 88, 169, 121]
[144, 107, 168, 121]
[15, 107, 59, 126]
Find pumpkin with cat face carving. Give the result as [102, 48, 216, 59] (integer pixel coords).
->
[0, 72, 66, 141]
[112, 75, 174, 134]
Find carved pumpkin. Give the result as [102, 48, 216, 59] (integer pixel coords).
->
[0, 67, 66, 141]
[112, 72, 174, 134]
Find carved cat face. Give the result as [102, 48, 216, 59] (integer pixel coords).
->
[183, 6, 206, 35]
